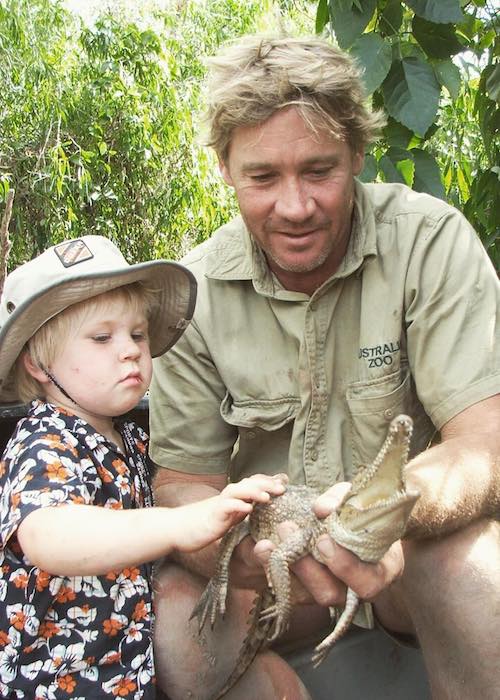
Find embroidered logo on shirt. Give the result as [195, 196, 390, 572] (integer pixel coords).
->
[54, 239, 94, 267]
[358, 341, 400, 368]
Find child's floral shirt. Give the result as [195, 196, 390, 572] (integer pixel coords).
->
[0, 401, 156, 699]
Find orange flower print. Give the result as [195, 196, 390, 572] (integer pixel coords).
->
[36, 570, 51, 591]
[55, 586, 76, 603]
[45, 434, 77, 456]
[0, 630, 11, 647]
[45, 459, 69, 482]
[10, 610, 26, 631]
[12, 572, 29, 589]
[57, 674, 76, 692]
[101, 651, 121, 665]
[137, 441, 146, 455]
[112, 677, 137, 696]
[103, 618, 124, 636]
[132, 600, 147, 621]
[97, 465, 114, 483]
[112, 459, 127, 475]
[39, 621, 60, 639]
[0, 460, 5, 477]
[122, 567, 140, 582]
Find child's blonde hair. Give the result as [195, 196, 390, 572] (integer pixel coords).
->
[15, 282, 156, 403]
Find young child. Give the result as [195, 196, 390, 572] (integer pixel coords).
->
[0, 235, 286, 699]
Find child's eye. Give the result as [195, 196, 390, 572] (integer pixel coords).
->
[92, 334, 110, 343]
[132, 331, 148, 341]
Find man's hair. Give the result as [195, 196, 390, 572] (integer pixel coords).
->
[15, 282, 156, 404]
[205, 35, 386, 161]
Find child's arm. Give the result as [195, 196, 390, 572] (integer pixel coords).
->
[16, 474, 287, 576]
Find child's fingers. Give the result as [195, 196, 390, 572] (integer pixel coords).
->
[222, 474, 287, 502]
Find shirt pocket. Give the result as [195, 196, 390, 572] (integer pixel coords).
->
[220, 393, 300, 479]
[346, 368, 433, 470]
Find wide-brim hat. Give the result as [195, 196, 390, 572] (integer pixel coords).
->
[0, 235, 197, 403]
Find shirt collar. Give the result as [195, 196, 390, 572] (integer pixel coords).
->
[27, 400, 128, 452]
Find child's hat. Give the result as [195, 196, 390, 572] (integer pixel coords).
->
[0, 235, 197, 403]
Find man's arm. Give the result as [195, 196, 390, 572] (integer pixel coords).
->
[404, 393, 499, 538]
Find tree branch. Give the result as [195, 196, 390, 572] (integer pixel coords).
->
[0, 190, 15, 297]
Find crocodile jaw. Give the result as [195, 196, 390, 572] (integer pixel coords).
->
[326, 414, 419, 562]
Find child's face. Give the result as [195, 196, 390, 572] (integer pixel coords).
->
[42, 296, 152, 422]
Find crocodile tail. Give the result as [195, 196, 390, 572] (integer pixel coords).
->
[212, 590, 275, 700]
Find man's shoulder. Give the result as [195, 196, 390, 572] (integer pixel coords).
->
[362, 181, 461, 225]
[181, 217, 253, 280]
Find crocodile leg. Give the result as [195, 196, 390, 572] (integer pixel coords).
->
[311, 588, 360, 666]
[259, 527, 316, 641]
[191, 520, 250, 631]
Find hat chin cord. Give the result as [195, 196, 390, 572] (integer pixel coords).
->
[39, 364, 81, 409]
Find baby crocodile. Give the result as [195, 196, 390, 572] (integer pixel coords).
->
[192, 414, 419, 699]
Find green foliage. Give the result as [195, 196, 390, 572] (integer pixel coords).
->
[1, 0, 497, 270]
[318, 0, 499, 267]
[0, 0, 275, 267]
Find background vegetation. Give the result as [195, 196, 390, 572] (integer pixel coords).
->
[0, 0, 498, 270]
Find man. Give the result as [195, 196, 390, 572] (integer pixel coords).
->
[150, 35, 500, 700]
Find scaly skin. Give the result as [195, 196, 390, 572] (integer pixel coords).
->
[191, 414, 419, 699]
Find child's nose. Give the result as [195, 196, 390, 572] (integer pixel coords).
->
[120, 339, 141, 360]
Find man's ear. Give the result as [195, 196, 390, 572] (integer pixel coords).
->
[353, 151, 365, 177]
[218, 158, 234, 187]
[22, 352, 49, 384]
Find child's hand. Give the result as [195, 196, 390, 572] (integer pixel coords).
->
[173, 473, 288, 552]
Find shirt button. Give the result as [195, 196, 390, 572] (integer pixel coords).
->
[247, 431, 256, 440]
[310, 450, 318, 461]
[384, 408, 394, 420]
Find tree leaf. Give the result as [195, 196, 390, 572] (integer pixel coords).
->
[485, 63, 500, 103]
[358, 152, 378, 182]
[379, 0, 403, 37]
[315, 0, 329, 34]
[404, 0, 463, 24]
[411, 148, 445, 198]
[433, 59, 461, 100]
[382, 57, 440, 136]
[379, 148, 414, 185]
[350, 33, 392, 95]
[328, 0, 377, 49]
[412, 16, 464, 58]
[383, 117, 414, 148]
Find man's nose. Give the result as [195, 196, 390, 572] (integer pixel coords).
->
[274, 178, 315, 221]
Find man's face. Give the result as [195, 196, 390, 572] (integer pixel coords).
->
[219, 106, 364, 293]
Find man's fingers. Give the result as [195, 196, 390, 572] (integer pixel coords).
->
[255, 524, 348, 608]
[313, 482, 352, 518]
[316, 537, 405, 600]
[290, 552, 347, 607]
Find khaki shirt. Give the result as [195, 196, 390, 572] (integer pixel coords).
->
[150, 181, 499, 492]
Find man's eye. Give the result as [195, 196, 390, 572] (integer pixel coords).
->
[250, 173, 274, 182]
[308, 168, 331, 177]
